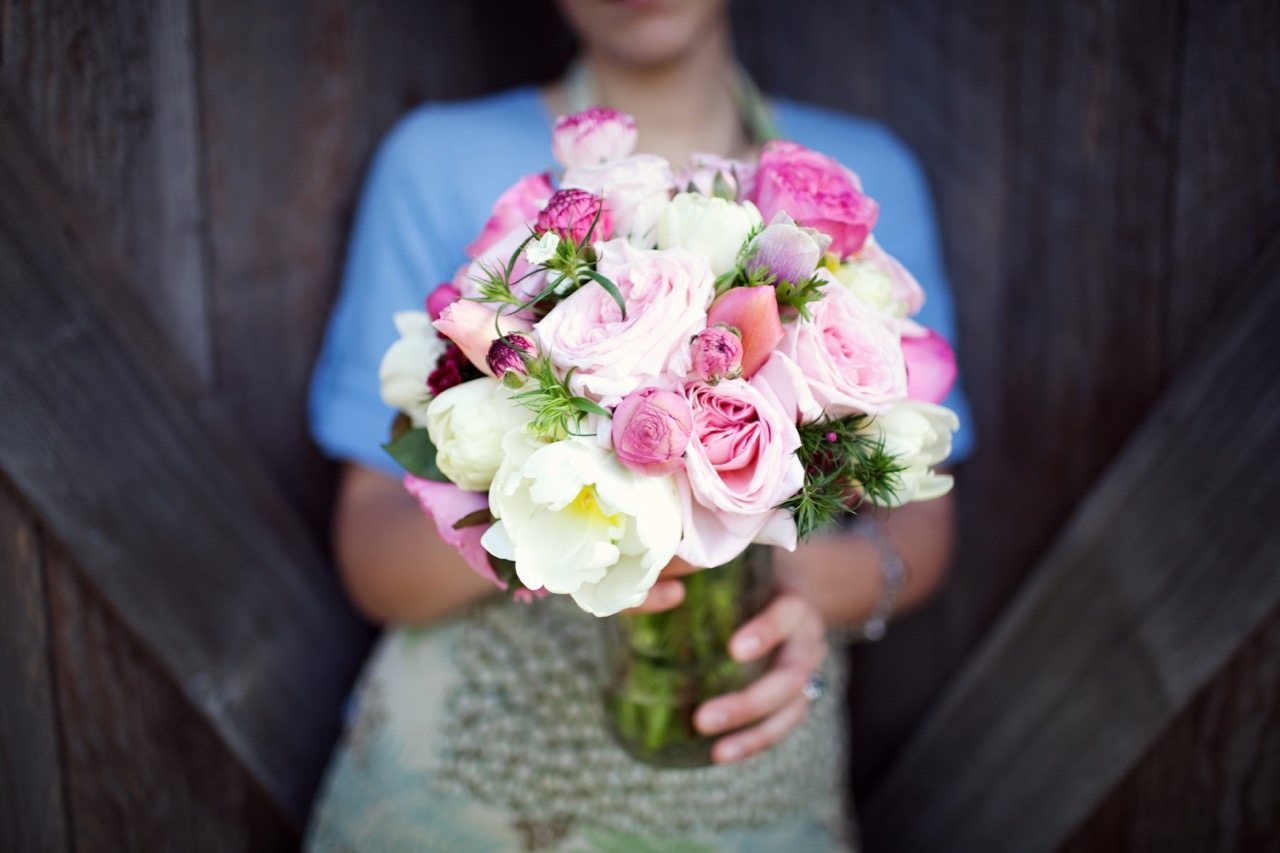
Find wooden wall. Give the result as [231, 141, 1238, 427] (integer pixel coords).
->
[1, 0, 1276, 850]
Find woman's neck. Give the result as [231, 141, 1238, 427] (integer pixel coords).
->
[548, 24, 753, 166]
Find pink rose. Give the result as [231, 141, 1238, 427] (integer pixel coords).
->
[537, 239, 714, 405]
[689, 325, 743, 384]
[434, 299, 532, 376]
[426, 283, 460, 321]
[465, 172, 554, 259]
[706, 286, 784, 379]
[781, 280, 907, 416]
[611, 386, 693, 476]
[562, 154, 675, 247]
[535, 189, 613, 245]
[676, 152, 757, 199]
[901, 322, 957, 404]
[675, 379, 805, 567]
[552, 107, 638, 169]
[749, 140, 879, 259]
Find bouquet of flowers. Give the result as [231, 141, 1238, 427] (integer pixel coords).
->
[378, 107, 960, 763]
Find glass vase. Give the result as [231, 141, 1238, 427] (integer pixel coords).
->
[599, 545, 775, 768]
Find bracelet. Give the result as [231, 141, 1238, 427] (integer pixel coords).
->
[844, 515, 908, 643]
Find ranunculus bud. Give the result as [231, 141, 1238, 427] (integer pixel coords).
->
[433, 300, 533, 376]
[706, 286, 784, 379]
[689, 325, 743, 385]
[486, 332, 537, 388]
[611, 386, 693, 477]
[535, 188, 614, 245]
[551, 107, 638, 169]
[745, 212, 830, 284]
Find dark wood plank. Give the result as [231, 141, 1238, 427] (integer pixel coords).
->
[1062, 607, 1280, 853]
[862, 237, 1280, 852]
[0, 100, 367, 824]
[45, 534, 296, 852]
[0, 478, 69, 853]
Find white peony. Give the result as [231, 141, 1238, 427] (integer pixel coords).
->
[657, 192, 763, 276]
[482, 432, 682, 616]
[424, 377, 531, 492]
[379, 311, 446, 427]
[863, 400, 959, 507]
[562, 154, 675, 248]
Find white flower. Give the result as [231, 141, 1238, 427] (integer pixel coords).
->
[562, 154, 675, 248]
[525, 231, 561, 265]
[833, 257, 895, 311]
[424, 377, 531, 491]
[863, 401, 959, 507]
[656, 192, 763, 276]
[482, 432, 682, 616]
[379, 311, 446, 427]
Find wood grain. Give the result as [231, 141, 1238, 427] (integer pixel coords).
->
[0, 478, 69, 853]
[863, 238, 1280, 852]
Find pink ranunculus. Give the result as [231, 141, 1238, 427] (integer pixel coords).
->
[535, 189, 613, 245]
[781, 279, 907, 416]
[689, 325, 743, 384]
[901, 321, 957, 404]
[426, 283, 460, 321]
[749, 140, 879, 259]
[677, 152, 757, 199]
[562, 154, 675, 247]
[675, 379, 805, 567]
[746, 211, 831, 284]
[433, 299, 532, 376]
[465, 172, 554, 259]
[402, 474, 505, 588]
[611, 386, 693, 476]
[536, 239, 714, 405]
[551, 107, 638, 169]
[706, 286, 784, 379]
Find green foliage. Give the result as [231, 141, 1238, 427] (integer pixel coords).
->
[382, 425, 450, 482]
[510, 354, 609, 439]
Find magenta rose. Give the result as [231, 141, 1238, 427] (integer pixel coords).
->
[675, 378, 805, 567]
[901, 322, 957, 404]
[780, 279, 907, 416]
[465, 172, 554, 259]
[611, 386, 693, 476]
[749, 140, 879, 259]
[551, 107, 638, 169]
[426, 283, 460, 321]
[535, 188, 614, 245]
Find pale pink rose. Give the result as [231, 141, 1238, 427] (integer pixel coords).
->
[611, 386, 693, 476]
[752, 350, 823, 424]
[706, 286, 784, 379]
[901, 321, 957, 404]
[426, 283, 460, 321]
[465, 172, 554, 259]
[746, 211, 831, 284]
[535, 189, 613, 244]
[675, 378, 805, 567]
[551, 107, 638, 169]
[402, 474, 505, 588]
[781, 279, 907, 416]
[689, 325, 743, 384]
[433, 299, 532, 376]
[677, 152, 757, 198]
[537, 239, 714, 405]
[562, 154, 675, 247]
[749, 140, 879, 259]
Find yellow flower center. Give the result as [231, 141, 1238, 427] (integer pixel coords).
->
[569, 485, 622, 527]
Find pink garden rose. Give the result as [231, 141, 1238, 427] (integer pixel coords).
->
[901, 322, 957, 404]
[535, 188, 613, 244]
[689, 325, 743, 384]
[676, 378, 805, 567]
[536, 239, 714, 405]
[465, 172, 554, 259]
[750, 140, 879, 259]
[611, 386, 693, 476]
[562, 154, 675, 247]
[434, 299, 532, 376]
[706, 286, 784, 379]
[781, 279, 907, 416]
[552, 107, 639, 169]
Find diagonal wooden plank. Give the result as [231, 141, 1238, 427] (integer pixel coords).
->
[863, 235, 1280, 853]
[0, 95, 367, 825]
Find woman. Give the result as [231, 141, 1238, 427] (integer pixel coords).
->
[306, 0, 973, 849]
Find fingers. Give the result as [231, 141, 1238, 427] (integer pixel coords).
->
[659, 556, 701, 578]
[622, 579, 685, 614]
[694, 664, 811, 735]
[711, 695, 811, 764]
[729, 593, 824, 662]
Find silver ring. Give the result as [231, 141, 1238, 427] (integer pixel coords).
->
[802, 673, 827, 703]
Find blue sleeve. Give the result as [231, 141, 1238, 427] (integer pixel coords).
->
[307, 110, 465, 475]
[856, 130, 977, 464]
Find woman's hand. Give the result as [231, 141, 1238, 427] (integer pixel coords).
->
[621, 556, 701, 614]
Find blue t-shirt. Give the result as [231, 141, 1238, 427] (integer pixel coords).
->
[308, 85, 975, 474]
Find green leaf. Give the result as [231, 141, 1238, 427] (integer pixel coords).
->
[570, 396, 611, 418]
[582, 269, 628, 320]
[381, 427, 450, 482]
[452, 507, 493, 530]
